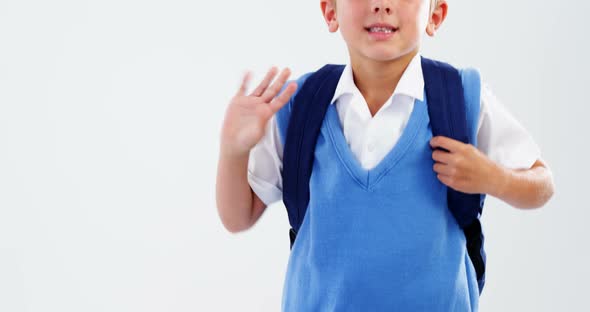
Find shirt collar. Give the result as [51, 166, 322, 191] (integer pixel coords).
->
[330, 53, 424, 105]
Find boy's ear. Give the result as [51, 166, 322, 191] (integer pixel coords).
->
[320, 0, 339, 33]
[426, 0, 448, 36]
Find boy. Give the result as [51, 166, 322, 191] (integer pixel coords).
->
[216, 0, 555, 310]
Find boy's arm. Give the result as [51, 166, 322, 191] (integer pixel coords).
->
[430, 136, 555, 209]
[489, 158, 555, 209]
[216, 150, 266, 233]
[216, 67, 296, 233]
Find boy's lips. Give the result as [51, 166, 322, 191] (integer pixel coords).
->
[365, 23, 398, 40]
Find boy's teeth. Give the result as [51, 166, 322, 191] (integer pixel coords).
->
[369, 27, 394, 33]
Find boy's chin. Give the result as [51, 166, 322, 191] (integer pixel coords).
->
[362, 51, 411, 63]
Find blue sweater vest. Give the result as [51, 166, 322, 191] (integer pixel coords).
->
[275, 69, 482, 311]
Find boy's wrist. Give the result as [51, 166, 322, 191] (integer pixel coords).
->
[487, 163, 510, 199]
[219, 140, 250, 161]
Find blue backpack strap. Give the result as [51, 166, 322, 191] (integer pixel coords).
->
[421, 56, 487, 294]
[282, 64, 345, 249]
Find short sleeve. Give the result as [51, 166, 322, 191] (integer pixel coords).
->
[247, 113, 284, 206]
[476, 82, 542, 169]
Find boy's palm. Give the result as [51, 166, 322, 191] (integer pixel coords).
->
[222, 67, 298, 156]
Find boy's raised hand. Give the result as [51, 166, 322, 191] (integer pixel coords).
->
[220, 67, 298, 157]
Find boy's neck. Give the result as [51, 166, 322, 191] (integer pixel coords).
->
[350, 49, 418, 117]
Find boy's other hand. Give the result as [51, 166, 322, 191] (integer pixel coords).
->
[220, 67, 298, 157]
[429, 136, 503, 195]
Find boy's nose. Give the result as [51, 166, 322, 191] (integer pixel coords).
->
[372, 2, 391, 14]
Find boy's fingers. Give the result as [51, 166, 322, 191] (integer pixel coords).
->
[236, 71, 252, 96]
[268, 82, 298, 113]
[250, 66, 279, 97]
[260, 68, 291, 103]
[429, 136, 463, 152]
[433, 162, 453, 175]
[432, 149, 452, 164]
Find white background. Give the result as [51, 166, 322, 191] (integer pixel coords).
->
[1, 0, 588, 311]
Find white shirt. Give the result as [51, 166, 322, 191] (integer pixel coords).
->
[247, 54, 542, 206]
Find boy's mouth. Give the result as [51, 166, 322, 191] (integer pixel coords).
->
[365, 23, 398, 34]
[365, 26, 398, 33]
[365, 23, 398, 40]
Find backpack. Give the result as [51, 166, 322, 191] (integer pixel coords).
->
[281, 56, 487, 294]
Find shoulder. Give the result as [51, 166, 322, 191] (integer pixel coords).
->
[282, 71, 315, 115]
[458, 67, 482, 96]
[457, 66, 483, 145]
[457, 67, 482, 107]
[421, 57, 482, 102]
[275, 71, 315, 144]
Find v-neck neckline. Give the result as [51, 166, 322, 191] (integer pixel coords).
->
[324, 94, 428, 190]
